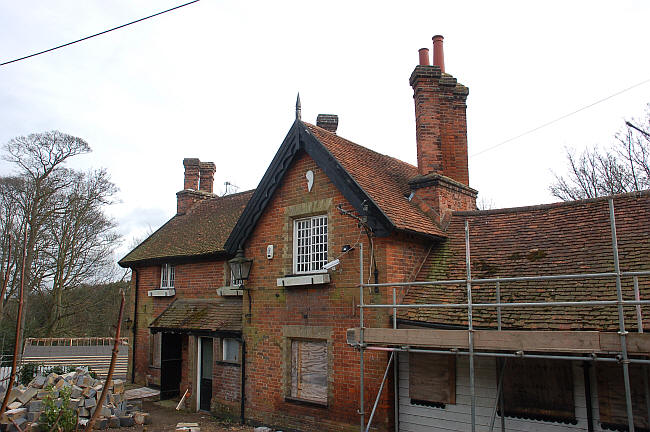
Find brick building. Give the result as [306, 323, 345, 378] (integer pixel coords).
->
[120, 35, 650, 432]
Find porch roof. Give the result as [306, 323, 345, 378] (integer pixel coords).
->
[149, 298, 242, 333]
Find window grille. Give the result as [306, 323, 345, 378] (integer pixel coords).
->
[294, 215, 328, 273]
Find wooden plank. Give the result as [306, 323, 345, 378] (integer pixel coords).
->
[599, 332, 650, 354]
[348, 328, 650, 354]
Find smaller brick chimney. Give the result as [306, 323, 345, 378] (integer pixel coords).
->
[316, 114, 339, 134]
[199, 162, 216, 193]
[409, 36, 477, 224]
[177, 158, 215, 215]
[183, 158, 200, 190]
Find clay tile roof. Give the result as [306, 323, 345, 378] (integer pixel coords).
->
[150, 298, 242, 332]
[305, 123, 444, 238]
[119, 190, 254, 266]
[401, 191, 650, 331]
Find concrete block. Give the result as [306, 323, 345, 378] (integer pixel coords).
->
[18, 386, 38, 404]
[27, 411, 42, 422]
[27, 399, 43, 412]
[108, 415, 120, 428]
[119, 415, 135, 427]
[82, 387, 96, 398]
[93, 417, 108, 430]
[7, 402, 22, 410]
[71, 385, 83, 399]
[2, 407, 27, 423]
[30, 375, 46, 389]
[6, 388, 23, 404]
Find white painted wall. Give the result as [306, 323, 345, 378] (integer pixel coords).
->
[398, 353, 606, 432]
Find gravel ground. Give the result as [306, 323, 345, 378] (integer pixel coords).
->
[106, 400, 254, 432]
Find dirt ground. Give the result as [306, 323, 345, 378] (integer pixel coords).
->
[108, 400, 255, 432]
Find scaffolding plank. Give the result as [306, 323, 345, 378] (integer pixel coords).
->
[599, 332, 650, 354]
[347, 328, 650, 355]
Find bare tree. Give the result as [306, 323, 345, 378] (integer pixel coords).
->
[550, 105, 650, 201]
[0, 131, 120, 342]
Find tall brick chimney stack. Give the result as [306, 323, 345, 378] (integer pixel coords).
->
[183, 158, 200, 190]
[177, 158, 215, 215]
[199, 162, 216, 193]
[408, 36, 477, 223]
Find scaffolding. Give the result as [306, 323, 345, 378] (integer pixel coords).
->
[351, 198, 650, 432]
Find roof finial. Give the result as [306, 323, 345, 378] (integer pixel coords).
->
[295, 92, 301, 120]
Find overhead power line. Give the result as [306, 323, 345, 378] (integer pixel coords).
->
[470, 77, 650, 158]
[0, 0, 200, 67]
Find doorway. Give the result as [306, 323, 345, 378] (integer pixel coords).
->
[199, 337, 213, 411]
[160, 333, 182, 399]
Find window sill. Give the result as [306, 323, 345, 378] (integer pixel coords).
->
[276, 273, 330, 287]
[215, 360, 240, 367]
[147, 288, 175, 297]
[284, 396, 328, 408]
[216, 286, 243, 296]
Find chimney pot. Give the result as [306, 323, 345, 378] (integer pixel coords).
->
[432, 35, 445, 73]
[418, 48, 430, 66]
[316, 114, 339, 134]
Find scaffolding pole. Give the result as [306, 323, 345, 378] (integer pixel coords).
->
[609, 198, 635, 432]
[393, 287, 398, 432]
[465, 221, 476, 432]
[359, 243, 365, 432]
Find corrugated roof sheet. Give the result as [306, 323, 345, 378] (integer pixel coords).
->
[150, 298, 242, 332]
[119, 190, 254, 266]
[400, 191, 650, 331]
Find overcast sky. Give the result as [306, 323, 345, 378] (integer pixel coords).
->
[1, 1, 649, 260]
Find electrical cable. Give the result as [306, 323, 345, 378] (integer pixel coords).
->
[0, 0, 200, 67]
[470, 77, 650, 158]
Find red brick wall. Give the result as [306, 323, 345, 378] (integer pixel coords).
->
[241, 151, 433, 432]
[212, 357, 241, 418]
[130, 259, 240, 411]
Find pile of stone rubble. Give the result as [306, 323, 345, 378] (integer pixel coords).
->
[0, 367, 150, 431]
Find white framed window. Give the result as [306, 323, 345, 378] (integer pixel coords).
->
[160, 264, 175, 288]
[222, 338, 240, 363]
[293, 215, 328, 274]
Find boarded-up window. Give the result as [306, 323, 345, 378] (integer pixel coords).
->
[500, 358, 576, 424]
[597, 363, 649, 430]
[291, 340, 327, 404]
[409, 353, 456, 407]
[149, 332, 161, 368]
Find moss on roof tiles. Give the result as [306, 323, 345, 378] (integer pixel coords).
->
[150, 297, 242, 332]
[401, 191, 650, 331]
[119, 190, 254, 266]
